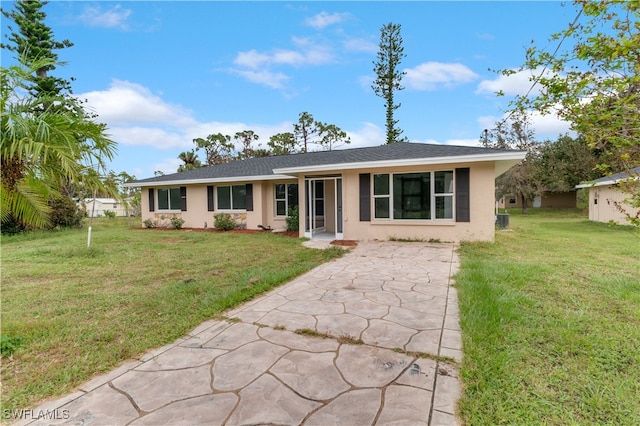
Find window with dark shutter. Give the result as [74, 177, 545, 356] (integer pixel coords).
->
[455, 168, 470, 222]
[359, 173, 371, 221]
[207, 186, 214, 211]
[148, 188, 155, 212]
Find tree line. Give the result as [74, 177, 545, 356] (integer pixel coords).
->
[175, 112, 351, 172]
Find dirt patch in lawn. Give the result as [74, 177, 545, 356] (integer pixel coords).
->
[331, 240, 358, 248]
[134, 227, 299, 237]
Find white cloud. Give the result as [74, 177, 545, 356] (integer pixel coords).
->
[108, 126, 189, 150]
[475, 32, 495, 40]
[229, 69, 289, 89]
[234, 40, 333, 70]
[404, 62, 479, 91]
[153, 158, 183, 175]
[343, 37, 378, 53]
[477, 108, 572, 141]
[234, 50, 271, 69]
[305, 12, 350, 29]
[231, 39, 333, 88]
[528, 109, 573, 137]
[82, 80, 195, 127]
[78, 5, 132, 30]
[79, 80, 296, 158]
[345, 122, 385, 149]
[476, 69, 553, 96]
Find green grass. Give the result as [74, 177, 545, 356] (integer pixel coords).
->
[456, 209, 640, 425]
[0, 218, 344, 412]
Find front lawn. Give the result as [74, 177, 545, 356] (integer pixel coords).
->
[456, 209, 640, 425]
[0, 219, 344, 412]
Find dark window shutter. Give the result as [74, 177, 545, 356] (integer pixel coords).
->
[207, 186, 214, 211]
[148, 188, 155, 212]
[245, 184, 254, 211]
[359, 173, 371, 221]
[455, 168, 470, 222]
[180, 186, 187, 211]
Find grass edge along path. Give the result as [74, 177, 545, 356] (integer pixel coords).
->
[455, 210, 640, 425]
[0, 219, 345, 413]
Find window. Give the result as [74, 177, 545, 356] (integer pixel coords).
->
[373, 171, 454, 220]
[157, 188, 181, 210]
[275, 183, 299, 216]
[434, 171, 454, 219]
[217, 185, 246, 210]
[373, 174, 390, 219]
[394, 173, 431, 219]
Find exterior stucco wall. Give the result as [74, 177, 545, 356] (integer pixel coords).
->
[139, 162, 497, 241]
[297, 161, 496, 242]
[140, 180, 297, 230]
[589, 186, 637, 225]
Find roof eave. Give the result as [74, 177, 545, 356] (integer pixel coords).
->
[123, 174, 293, 188]
[273, 152, 526, 177]
[576, 175, 639, 189]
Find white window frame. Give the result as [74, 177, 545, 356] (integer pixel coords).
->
[157, 187, 181, 211]
[274, 183, 298, 217]
[372, 170, 455, 221]
[434, 170, 454, 220]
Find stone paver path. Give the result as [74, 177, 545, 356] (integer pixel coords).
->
[16, 242, 462, 426]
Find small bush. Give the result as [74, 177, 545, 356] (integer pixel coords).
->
[1, 335, 23, 357]
[170, 216, 185, 229]
[1, 215, 26, 235]
[103, 210, 116, 219]
[286, 205, 299, 232]
[143, 219, 155, 228]
[214, 213, 237, 231]
[48, 195, 84, 229]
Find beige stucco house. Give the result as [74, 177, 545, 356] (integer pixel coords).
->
[127, 143, 525, 242]
[82, 198, 128, 217]
[576, 166, 640, 225]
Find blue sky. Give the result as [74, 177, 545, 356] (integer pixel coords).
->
[1, 1, 580, 179]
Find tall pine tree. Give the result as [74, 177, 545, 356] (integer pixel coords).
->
[372, 22, 408, 144]
[1, 0, 74, 99]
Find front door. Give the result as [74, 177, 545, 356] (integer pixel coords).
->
[304, 177, 343, 239]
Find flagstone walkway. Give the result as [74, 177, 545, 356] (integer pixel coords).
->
[17, 241, 462, 426]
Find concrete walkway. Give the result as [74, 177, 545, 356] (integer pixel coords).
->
[18, 242, 462, 426]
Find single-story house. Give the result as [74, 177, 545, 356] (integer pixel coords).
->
[82, 198, 128, 217]
[126, 142, 525, 242]
[497, 190, 577, 209]
[576, 166, 640, 225]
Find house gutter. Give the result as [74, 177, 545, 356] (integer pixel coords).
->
[123, 174, 293, 188]
[273, 152, 526, 177]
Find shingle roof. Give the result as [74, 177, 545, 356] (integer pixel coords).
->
[132, 142, 522, 185]
[576, 166, 640, 188]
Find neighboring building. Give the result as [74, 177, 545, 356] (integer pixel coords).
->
[497, 190, 577, 210]
[576, 166, 640, 225]
[83, 198, 128, 217]
[126, 143, 525, 242]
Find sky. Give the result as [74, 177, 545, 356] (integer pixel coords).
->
[1, 1, 581, 179]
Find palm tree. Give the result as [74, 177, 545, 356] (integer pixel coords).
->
[1, 62, 116, 230]
[177, 150, 202, 172]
